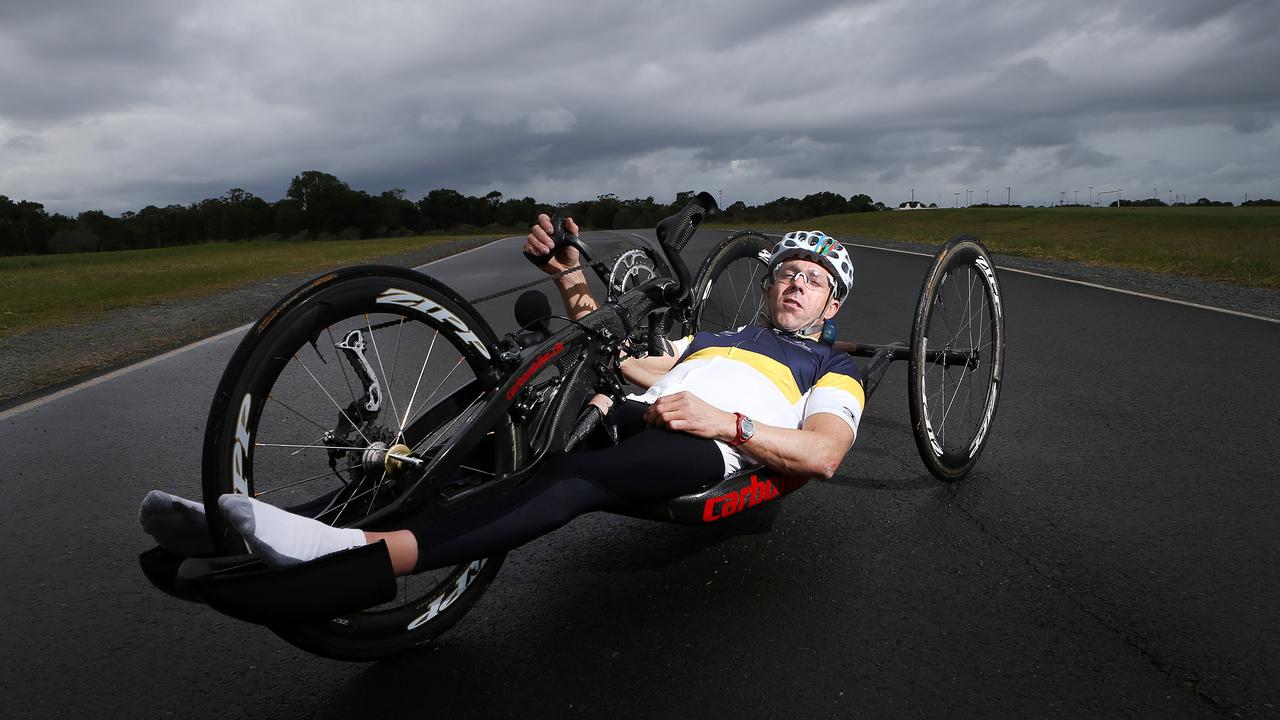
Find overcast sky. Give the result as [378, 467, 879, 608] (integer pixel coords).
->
[2, 0, 1278, 215]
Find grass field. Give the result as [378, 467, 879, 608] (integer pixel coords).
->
[2, 207, 1277, 338]
[745, 206, 1280, 289]
[0, 235, 499, 337]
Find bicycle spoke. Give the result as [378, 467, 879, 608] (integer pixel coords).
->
[409, 392, 484, 455]
[254, 467, 348, 497]
[292, 352, 374, 447]
[266, 393, 335, 435]
[398, 357, 465, 446]
[366, 313, 404, 437]
[398, 329, 441, 437]
[254, 441, 370, 452]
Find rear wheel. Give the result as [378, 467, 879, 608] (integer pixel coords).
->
[689, 231, 771, 334]
[908, 237, 1004, 481]
[201, 265, 523, 660]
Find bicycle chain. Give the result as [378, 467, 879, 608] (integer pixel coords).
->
[464, 248, 654, 305]
[361, 250, 657, 334]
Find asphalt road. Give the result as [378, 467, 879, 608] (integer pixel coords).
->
[1, 228, 1277, 719]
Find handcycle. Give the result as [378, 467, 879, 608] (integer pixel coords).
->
[140, 192, 1005, 661]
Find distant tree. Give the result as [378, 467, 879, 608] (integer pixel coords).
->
[418, 188, 470, 230]
[2, 177, 897, 256]
[0, 195, 56, 254]
[847, 193, 876, 213]
[799, 191, 848, 218]
[287, 171, 357, 236]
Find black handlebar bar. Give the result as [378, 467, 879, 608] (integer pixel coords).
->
[653, 191, 718, 305]
[521, 191, 719, 307]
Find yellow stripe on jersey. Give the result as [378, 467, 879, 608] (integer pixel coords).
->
[815, 372, 866, 409]
[683, 346, 801, 404]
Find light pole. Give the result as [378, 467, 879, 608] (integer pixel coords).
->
[966, 189, 973, 207]
[1006, 186, 1011, 205]
[953, 192, 959, 208]
[719, 189, 723, 208]
[1060, 191, 1065, 206]
[910, 187, 915, 203]
[1074, 189, 1079, 205]
[986, 189, 990, 204]
[1089, 186, 1093, 206]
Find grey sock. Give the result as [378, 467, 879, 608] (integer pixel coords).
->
[139, 490, 215, 557]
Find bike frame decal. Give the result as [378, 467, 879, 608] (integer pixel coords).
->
[377, 288, 491, 359]
[231, 393, 252, 495]
[702, 473, 806, 521]
[405, 558, 487, 630]
[974, 255, 1003, 324]
[506, 341, 565, 400]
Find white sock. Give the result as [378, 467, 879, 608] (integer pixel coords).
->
[139, 490, 214, 557]
[217, 494, 366, 567]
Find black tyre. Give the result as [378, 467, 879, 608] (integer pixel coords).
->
[201, 265, 523, 660]
[689, 230, 771, 334]
[908, 237, 1005, 481]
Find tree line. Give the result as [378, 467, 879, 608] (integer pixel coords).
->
[0, 172, 891, 257]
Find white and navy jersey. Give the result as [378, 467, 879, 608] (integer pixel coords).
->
[628, 325, 865, 475]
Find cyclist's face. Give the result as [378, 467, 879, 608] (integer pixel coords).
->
[766, 259, 840, 332]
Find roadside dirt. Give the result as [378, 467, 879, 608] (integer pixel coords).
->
[0, 236, 502, 409]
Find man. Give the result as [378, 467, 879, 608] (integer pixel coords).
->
[141, 218, 863, 578]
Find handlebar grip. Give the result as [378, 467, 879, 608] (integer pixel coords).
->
[655, 191, 718, 253]
[651, 191, 719, 304]
[523, 215, 592, 267]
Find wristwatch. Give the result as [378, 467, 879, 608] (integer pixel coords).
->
[730, 413, 756, 446]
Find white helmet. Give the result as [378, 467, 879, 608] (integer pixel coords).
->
[767, 230, 854, 302]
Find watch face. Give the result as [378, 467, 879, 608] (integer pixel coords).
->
[741, 417, 755, 440]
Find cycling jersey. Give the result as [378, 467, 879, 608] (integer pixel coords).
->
[629, 324, 865, 475]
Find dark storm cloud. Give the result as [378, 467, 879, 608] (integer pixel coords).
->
[0, 0, 188, 122]
[1, 0, 1277, 214]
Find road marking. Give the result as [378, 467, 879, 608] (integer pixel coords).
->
[757, 233, 1279, 325]
[0, 236, 518, 421]
[0, 324, 251, 422]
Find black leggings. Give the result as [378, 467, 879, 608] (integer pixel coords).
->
[407, 401, 724, 571]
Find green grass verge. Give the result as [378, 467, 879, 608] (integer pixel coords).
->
[735, 206, 1280, 289]
[4, 208, 1278, 339]
[0, 235, 500, 337]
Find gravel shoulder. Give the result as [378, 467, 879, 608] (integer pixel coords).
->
[0, 236, 505, 410]
[2, 232, 1277, 410]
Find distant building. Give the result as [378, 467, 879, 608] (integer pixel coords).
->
[896, 200, 932, 210]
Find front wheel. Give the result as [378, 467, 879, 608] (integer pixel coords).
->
[201, 265, 524, 660]
[908, 237, 1005, 481]
[688, 230, 772, 335]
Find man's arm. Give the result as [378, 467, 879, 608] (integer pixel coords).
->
[619, 353, 679, 389]
[642, 392, 854, 479]
[523, 214, 597, 320]
[526, 214, 686, 392]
